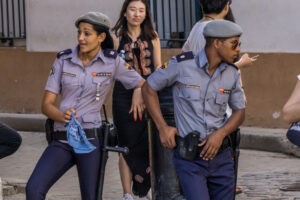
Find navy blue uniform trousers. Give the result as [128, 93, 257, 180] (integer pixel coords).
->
[0, 123, 22, 159]
[173, 148, 235, 200]
[26, 139, 101, 200]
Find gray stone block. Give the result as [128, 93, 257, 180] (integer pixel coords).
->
[0, 113, 46, 132]
[240, 126, 300, 157]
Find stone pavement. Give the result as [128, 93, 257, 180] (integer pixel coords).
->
[0, 131, 124, 200]
[237, 150, 300, 200]
[0, 131, 300, 199]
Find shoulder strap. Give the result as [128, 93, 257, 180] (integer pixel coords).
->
[176, 51, 194, 62]
[103, 49, 118, 59]
[57, 49, 72, 58]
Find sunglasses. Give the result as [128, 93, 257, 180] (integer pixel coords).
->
[231, 40, 241, 50]
[221, 39, 241, 50]
[225, 40, 242, 50]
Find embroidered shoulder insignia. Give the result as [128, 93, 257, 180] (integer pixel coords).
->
[176, 51, 194, 62]
[160, 62, 168, 70]
[227, 63, 239, 70]
[125, 63, 133, 70]
[57, 49, 72, 58]
[49, 67, 55, 76]
[103, 49, 118, 59]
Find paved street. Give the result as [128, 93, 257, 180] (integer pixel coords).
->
[237, 150, 300, 200]
[0, 132, 300, 199]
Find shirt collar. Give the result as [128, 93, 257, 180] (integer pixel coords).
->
[70, 46, 81, 66]
[197, 48, 208, 69]
[98, 49, 108, 64]
[70, 46, 105, 66]
[197, 48, 227, 72]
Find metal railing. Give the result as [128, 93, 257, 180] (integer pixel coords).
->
[0, 0, 26, 45]
[150, 0, 201, 48]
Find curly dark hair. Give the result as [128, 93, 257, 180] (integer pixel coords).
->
[200, 0, 230, 14]
[112, 0, 157, 40]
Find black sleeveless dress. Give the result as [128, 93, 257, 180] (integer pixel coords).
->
[112, 35, 154, 197]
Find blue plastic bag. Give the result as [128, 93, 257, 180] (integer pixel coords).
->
[67, 113, 96, 154]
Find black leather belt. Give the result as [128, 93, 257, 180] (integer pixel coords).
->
[52, 128, 101, 140]
[176, 135, 231, 154]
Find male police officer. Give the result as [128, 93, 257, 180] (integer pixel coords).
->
[142, 20, 246, 200]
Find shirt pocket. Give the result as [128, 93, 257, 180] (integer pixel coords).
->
[62, 72, 79, 86]
[179, 84, 201, 100]
[215, 93, 229, 116]
[92, 77, 111, 86]
[178, 82, 202, 115]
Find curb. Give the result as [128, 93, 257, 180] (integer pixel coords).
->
[2, 178, 26, 196]
[240, 127, 300, 157]
[1, 113, 299, 157]
[0, 113, 46, 132]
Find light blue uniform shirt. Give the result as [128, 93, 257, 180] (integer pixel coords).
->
[147, 49, 246, 140]
[45, 47, 142, 131]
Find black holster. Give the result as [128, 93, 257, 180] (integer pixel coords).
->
[45, 118, 54, 144]
[101, 121, 118, 147]
[176, 131, 200, 161]
[176, 131, 232, 161]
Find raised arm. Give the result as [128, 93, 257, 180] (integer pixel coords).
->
[152, 34, 162, 69]
[235, 53, 258, 68]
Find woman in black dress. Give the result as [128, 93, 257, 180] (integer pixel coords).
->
[111, 0, 161, 199]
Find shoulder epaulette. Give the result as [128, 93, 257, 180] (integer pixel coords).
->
[57, 49, 72, 58]
[176, 51, 194, 62]
[227, 63, 239, 70]
[103, 49, 118, 59]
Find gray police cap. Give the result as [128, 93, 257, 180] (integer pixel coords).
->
[203, 19, 243, 38]
[75, 11, 111, 29]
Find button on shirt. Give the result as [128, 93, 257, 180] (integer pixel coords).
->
[45, 47, 142, 131]
[147, 49, 246, 140]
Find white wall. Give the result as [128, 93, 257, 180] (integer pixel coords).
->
[26, 0, 123, 52]
[232, 0, 300, 53]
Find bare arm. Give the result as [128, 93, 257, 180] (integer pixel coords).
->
[152, 34, 162, 69]
[130, 79, 146, 121]
[199, 109, 245, 160]
[283, 80, 300, 123]
[142, 82, 178, 148]
[135, 78, 145, 89]
[41, 91, 77, 123]
[235, 53, 258, 68]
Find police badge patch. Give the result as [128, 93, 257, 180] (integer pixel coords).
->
[92, 72, 112, 77]
[219, 88, 232, 94]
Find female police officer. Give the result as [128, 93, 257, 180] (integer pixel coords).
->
[26, 12, 145, 200]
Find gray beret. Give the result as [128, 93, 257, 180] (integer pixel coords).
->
[203, 19, 243, 38]
[75, 12, 111, 29]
